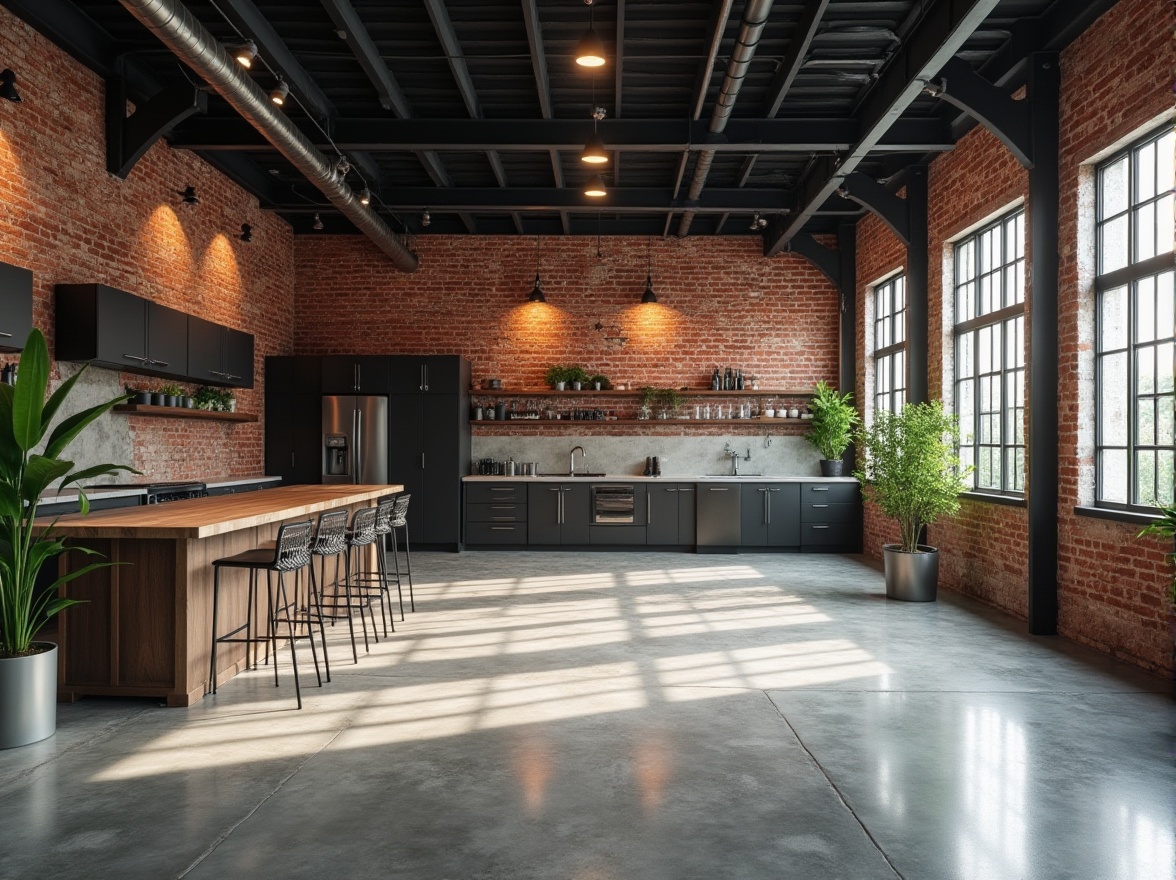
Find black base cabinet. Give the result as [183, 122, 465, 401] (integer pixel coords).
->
[697, 484, 741, 549]
[740, 483, 800, 548]
[527, 483, 590, 545]
[464, 482, 528, 545]
[646, 484, 696, 545]
[799, 481, 862, 550]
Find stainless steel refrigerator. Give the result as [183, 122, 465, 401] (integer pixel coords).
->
[321, 395, 389, 484]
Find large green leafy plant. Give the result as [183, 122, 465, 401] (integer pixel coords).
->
[854, 400, 971, 553]
[1138, 505, 1176, 603]
[0, 329, 134, 658]
[806, 381, 860, 460]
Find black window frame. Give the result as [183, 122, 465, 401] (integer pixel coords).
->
[1094, 124, 1176, 513]
[952, 208, 1027, 497]
[871, 272, 907, 419]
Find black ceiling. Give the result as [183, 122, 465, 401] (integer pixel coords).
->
[5, 0, 1117, 239]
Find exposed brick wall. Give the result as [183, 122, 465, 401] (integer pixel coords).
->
[0, 7, 295, 481]
[854, 0, 1173, 673]
[293, 235, 842, 438]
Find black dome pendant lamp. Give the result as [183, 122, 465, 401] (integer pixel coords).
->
[641, 236, 657, 303]
[528, 236, 547, 303]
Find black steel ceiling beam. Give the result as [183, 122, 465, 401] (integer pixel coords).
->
[169, 117, 956, 153]
[765, 0, 1003, 256]
[837, 171, 910, 246]
[932, 57, 1031, 167]
[270, 187, 792, 213]
[521, 0, 570, 234]
[107, 74, 207, 178]
[614, 0, 625, 184]
[761, 0, 830, 118]
[977, 0, 1118, 89]
[786, 232, 840, 287]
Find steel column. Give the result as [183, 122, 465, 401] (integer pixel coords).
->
[905, 165, 929, 404]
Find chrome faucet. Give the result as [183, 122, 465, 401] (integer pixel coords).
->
[723, 443, 749, 476]
[570, 445, 586, 475]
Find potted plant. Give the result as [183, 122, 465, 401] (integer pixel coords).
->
[566, 366, 590, 391]
[193, 386, 218, 410]
[655, 388, 684, 419]
[589, 373, 611, 391]
[0, 329, 135, 748]
[806, 381, 860, 476]
[158, 383, 183, 407]
[1138, 505, 1176, 604]
[637, 386, 657, 420]
[125, 384, 152, 406]
[854, 400, 970, 602]
[544, 365, 572, 391]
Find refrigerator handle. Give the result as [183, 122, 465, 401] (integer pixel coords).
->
[353, 363, 360, 392]
[419, 364, 426, 392]
[421, 452, 426, 469]
[423, 363, 429, 392]
[354, 408, 362, 484]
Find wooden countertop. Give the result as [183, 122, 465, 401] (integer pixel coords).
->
[41, 485, 401, 540]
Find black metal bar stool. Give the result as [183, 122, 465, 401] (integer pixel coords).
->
[354, 496, 403, 621]
[308, 509, 361, 665]
[332, 506, 383, 650]
[208, 519, 318, 709]
[388, 494, 415, 613]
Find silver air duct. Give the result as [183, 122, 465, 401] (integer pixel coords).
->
[117, 0, 419, 272]
[678, 0, 775, 238]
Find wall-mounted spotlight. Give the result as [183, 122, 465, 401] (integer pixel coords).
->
[232, 40, 258, 69]
[269, 79, 289, 106]
[177, 185, 199, 206]
[312, 212, 324, 231]
[0, 69, 22, 103]
[583, 174, 607, 198]
[421, 209, 431, 227]
[575, 0, 606, 68]
[749, 212, 768, 230]
[240, 223, 253, 242]
[359, 187, 372, 206]
[921, 79, 944, 98]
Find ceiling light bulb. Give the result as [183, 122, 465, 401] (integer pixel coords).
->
[575, 28, 606, 68]
[359, 187, 372, 206]
[269, 80, 289, 106]
[583, 174, 607, 198]
[233, 40, 258, 69]
[580, 132, 608, 164]
[312, 213, 324, 231]
[421, 210, 431, 227]
[177, 185, 199, 205]
[0, 69, 21, 103]
[335, 156, 351, 176]
[240, 223, 253, 242]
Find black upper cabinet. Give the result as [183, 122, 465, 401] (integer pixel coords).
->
[0, 261, 33, 352]
[321, 356, 391, 393]
[187, 316, 255, 388]
[389, 355, 466, 394]
[266, 356, 322, 394]
[56, 284, 188, 379]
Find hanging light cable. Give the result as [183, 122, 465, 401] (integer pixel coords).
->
[528, 235, 547, 302]
[641, 236, 658, 303]
[575, 0, 606, 68]
[581, 85, 608, 164]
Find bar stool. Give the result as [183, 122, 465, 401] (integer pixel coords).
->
[354, 496, 403, 621]
[338, 506, 384, 649]
[388, 493, 415, 613]
[308, 509, 360, 665]
[208, 520, 318, 709]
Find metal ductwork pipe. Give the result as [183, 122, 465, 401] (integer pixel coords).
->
[117, 0, 419, 272]
[677, 0, 775, 238]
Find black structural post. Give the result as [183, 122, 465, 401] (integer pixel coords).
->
[1027, 52, 1060, 635]
[905, 165, 930, 404]
[838, 222, 858, 474]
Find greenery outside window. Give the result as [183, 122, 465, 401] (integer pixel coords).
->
[1095, 125, 1175, 511]
[953, 209, 1026, 495]
[872, 273, 906, 418]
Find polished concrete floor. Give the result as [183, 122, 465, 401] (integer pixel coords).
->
[1, 551, 1172, 880]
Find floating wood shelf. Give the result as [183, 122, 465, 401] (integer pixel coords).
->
[471, 388, 816, 398]
[113, 404, 258, 423]
[473, 417, 813, 427]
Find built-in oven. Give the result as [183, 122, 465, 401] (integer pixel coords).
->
[593, 485, 635, 524]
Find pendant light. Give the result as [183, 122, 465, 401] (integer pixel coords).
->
[269, 78, 289, 106]
[232, 40, 258, 69]
[583, 174, 607, 198]
[528, 236, 547, 302]
[0, 69, 22, 103]
[641, 236, 657, 303]
[312, 213, 324, 231]
[581, 105, 608, 165]
[575, 0, 606, 68]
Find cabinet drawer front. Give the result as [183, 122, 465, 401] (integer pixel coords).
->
[800, 522, 859, 546]
[466, 483, 526, 503]
[466, 522, 527, 544]
[801, 482, 860, 504]
[465, 502, 528, 523]
[800, 501, 859, 524]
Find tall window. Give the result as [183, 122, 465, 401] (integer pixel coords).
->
[954, 210, 1026, 495]
[1096, 125, 1175, 510]
[872, 274, 906, 416]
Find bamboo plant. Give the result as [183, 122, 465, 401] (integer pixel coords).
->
[0, 330, 135, 657]
[805, 381, 860, 461]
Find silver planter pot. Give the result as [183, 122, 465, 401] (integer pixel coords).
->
[0, 643, 58, 749]
[883, 545, 939, 602]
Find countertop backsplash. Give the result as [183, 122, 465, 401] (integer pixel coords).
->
[470, 434, 824, 478]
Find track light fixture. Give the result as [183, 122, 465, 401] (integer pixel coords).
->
[583, 173, 607, 198]
[580, 106, 608, 165]
[0, 69, 21, 103]
[312, 213, 324, 231]
[421, 209, 431, 227]
[232, 40, 258, 69]
[528, 235, 546, 303]
[335, 155, 351, 176]
[921, 79, 944, 98]
[177, 185, 199, 206]
[641, 236, 658, 303]
[359, 186, 371, 206]
[240, 223, 253, 242]
[269, 79, 289, 106]
[575, 0, 606, 68]
[749, 212, 768, 230]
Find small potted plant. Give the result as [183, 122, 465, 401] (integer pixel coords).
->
[566, 366, 590, 391]
[589, 373, 611, 391]
[158, 383, 183, 407]
[854, 400, 971, 602]
[638, 386, 657, 420]
[193, 386, 218, 411]
[0, 329, 135, 747]
[1138, 505, 1176, 604]
[216, 389, 237, 412]
[806, 381, 860, 476]
[655, 388, 684, 419]
[544, 365, 572, 391]
[125, 384, 152, 406]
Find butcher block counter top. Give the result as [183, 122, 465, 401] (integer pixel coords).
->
[43, 485, 399, 540]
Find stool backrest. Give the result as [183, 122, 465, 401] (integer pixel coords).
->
[349, 506, 379, 546]
[390, 493, 411, 528]
[374, 496, 396, 534]
[274, 520, 314, 571]
[313, 510, 349, 555]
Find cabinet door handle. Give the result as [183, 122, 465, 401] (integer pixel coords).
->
[423, 364, 429, 392]
[354, 409, 362, 484]
[665, 487, 678, 493]
[709, 487, 729, 492]
[490, 487, 514, 492]
[764, 492, 770, 524]
[290, 452, 295, 468]
[354, 363, 360, 391]
[490, 526, 515, 531]
[769, 487, 780, 492]
[209, 369, 227, 378]
[812, 503, 829, 508]
[811, 486, 830, 492]
[122, 354, 149, 362]
[420, 364, 426, 391]
[758, 487, 769, 492]
[491, 505, 517, 510]
[647, 494, 651, 524]
[421, 453, 426, 469]
[0, 331, 12, 338]
[491, 516, 516, 521]
[678, 487, 694, 492]
[149, 359, 169, 367]
[226, 373, 241, 381]
[812, 525, 830, 530]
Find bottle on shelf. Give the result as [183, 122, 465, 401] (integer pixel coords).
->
[736, 369, 744, 390]
[711, 367, 721, 391]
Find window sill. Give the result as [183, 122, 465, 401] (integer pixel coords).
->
[1073, 506, 1164, 527]
[960, 491, 1026, 508]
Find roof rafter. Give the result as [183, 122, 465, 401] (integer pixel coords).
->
[521, 0, 570, 234]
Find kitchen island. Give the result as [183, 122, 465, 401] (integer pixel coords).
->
[44, 485, 400, 706]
